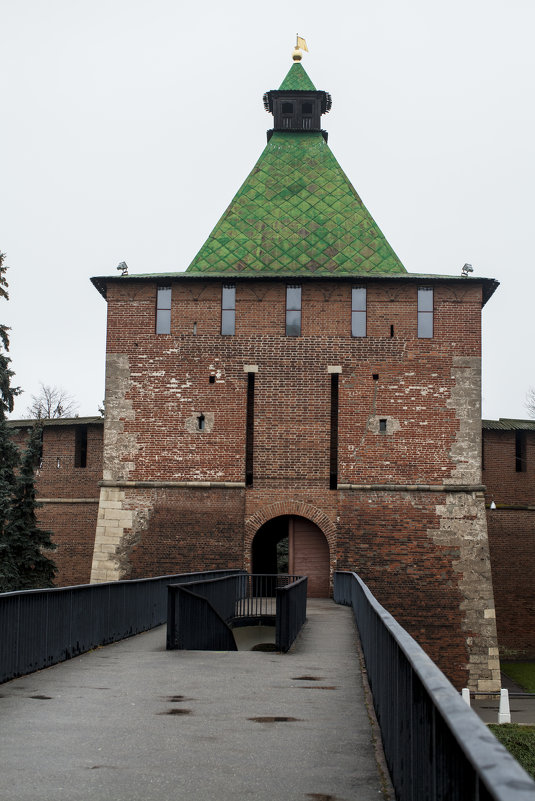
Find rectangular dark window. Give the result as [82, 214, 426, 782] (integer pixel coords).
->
[156, 286, 172, 334]
[515, 431, 527, 472]
[245, 373, 255, 486]
[418, 287, 433, 338]
[221, 284, 236, 335]
[35, 428, 44, 468]
[286, 285, 301, 336]
[75, 425, 88, 468]
[352, 286, 366, 337]
[330, 373, 339, 489]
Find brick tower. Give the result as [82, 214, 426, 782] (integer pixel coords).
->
[90, 50, 500, 690]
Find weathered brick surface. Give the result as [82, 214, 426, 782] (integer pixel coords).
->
[126, 488, 245, 578]
[38, 502, 96, 586]
[337, 490, 498, 690]
[483, 428, 535, 657]
[9, 422, 103, 587]
[90, 276, 499, 689]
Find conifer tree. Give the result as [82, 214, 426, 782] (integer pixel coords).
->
[0, 252, 56, 591]
[0, 252, 22, 591]
[4, 422, 57, 589]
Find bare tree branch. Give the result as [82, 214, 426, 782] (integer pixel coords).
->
[526, 387, 535, 419]
[26, 383, 79, 420]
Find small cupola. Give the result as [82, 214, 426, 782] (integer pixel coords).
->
[263, 39, 332, 142]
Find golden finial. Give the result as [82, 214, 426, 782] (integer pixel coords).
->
[292, 34, 308, 62]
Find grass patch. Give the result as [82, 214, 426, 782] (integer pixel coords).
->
[488, 724, 535, 779]
[501, 662, 535, 692]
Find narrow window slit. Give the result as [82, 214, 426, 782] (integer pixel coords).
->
[352, 286, 366, 337]
[221, 285, 236, 335]
[286, 286, 301, 336]
[197, 414, 205, 432]
[75, 425, 88, 468]
[418, 287, 433, 338]
[245, 373, 255, 486]
[515, 431, 527, 472]
[330, 373, 339, 490]
[156, 286, 172, 334]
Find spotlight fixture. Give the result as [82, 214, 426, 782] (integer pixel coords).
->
[461, 263, 473, 278]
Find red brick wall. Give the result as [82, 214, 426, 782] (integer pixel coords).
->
[483, 429, 535, 657]
[37, 424, 102, 499]
[483, 429, 535, 507]
[104, 279, 483, 485]
[95, 277, 496, 688]
[338, 490, 469, 687]
[10, 422, 103, 587]
[37, 502, 97, 586]
[125, 487, 245, 579]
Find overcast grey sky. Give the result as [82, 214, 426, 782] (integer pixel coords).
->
[1, 0, 533, 420]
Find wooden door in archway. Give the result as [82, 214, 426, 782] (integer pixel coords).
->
[288, 516, 330, 598]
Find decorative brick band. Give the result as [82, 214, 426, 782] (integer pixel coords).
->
[337, 483, 486, 492]
[38, 498, 100, 504]
[99, 480, 246, 489]
[486, 503, 535, 511]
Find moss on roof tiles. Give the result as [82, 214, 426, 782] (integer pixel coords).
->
[186, 132, 407, 276]
[278, 63, 316, 91]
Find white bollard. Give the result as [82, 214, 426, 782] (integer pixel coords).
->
[461, 688, 471, 706]
[498, 688, 511, 724]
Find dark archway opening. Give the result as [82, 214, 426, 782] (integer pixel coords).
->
[252, 515, 290, 575]
[251, 515, 330, 597]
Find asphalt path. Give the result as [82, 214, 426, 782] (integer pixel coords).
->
[0, 599, 388, 801]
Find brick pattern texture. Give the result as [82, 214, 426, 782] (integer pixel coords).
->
[10, 423, 102, 587]
[483, 429, 535, 657]
[88, 276, 500, 689]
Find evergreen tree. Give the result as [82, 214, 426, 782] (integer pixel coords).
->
[4, 422, 56, 589]
[0, 253, 56, 591]
[0, 252, 22, 591]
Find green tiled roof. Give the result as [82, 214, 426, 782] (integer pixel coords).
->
[483, 419, 535, 431]
[278, 63, 316, 91]
[186, 131, 407, 276]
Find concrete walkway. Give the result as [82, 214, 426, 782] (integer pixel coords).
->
[0, 599, 389, 801]
[472, 673, 535, 725]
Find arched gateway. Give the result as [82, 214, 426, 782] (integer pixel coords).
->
[251, 515, 330, 598]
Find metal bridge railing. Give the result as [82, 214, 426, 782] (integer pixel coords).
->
[235, 573, 303, 619]
[334, 570, 535, 801]
[167, 573, 307, 653]
[276, 575, 308, 652]
[0, 569, 241, 684]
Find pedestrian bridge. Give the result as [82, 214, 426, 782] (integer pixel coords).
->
[1, 571, 534, 801]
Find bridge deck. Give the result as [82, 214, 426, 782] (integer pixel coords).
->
[0, 599, 388, 801]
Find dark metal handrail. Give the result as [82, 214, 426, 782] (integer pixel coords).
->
[334, 570, 535, 801]
[0, 569, 241, 683]
[276, 576, 308, 652]
[235, 574, 303, 619]
[167, 573, 307, 652]
[166, 585, 237, 651]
